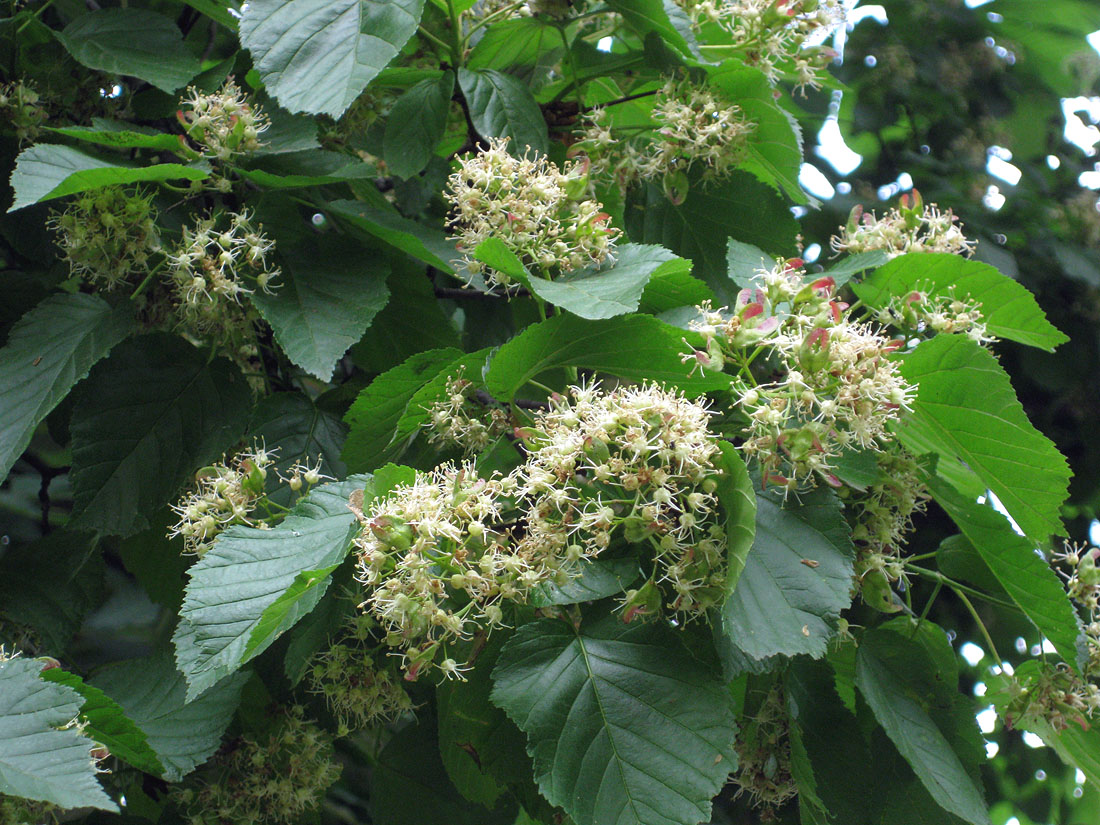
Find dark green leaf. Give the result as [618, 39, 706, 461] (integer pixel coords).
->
[896, 334, 1071, 542]
[485, 313, 732, 401]
[174, 476, 370, 699]
[239, 0, 426, 117]
[637, 264, 714, 314]
[527, 244, 691, 319]
[853, 253, 1068, 351]
[8, 144, 208, 211]
[718, 485, 853, 662]
[604, 0, 695, 56]
[92, 650, 248, 781]
[529, 558, 642, 607]
[0, 293, 132, 483]
[327, 199, 456, 272]
[855, 628, 991, 825]
[0, 657, 118, 811]
[251, 227, 391, 381]
[55, 9, 200, 93]
[820, 249, 891, 287]
[491, 614, 737, 825]
[341, 348, 462, 472]
[40, 669, 163, 777]
[458, 68, 549, 155]
[69, 335, 252, 537]
[384, 72, 455, 179]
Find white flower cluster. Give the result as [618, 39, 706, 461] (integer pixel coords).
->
[675, 0, 843, 89]
[179, 79, 269, 161]
[576, 79, 754, 194]
[874, 287, 993, 346]
[1054, 543, 1100, 677]
[831, 195, 976, 259]
[690, 263, 915, 490]
[424, 373, 510, 455]
[444, 138, 618, 286]
[168, 445, 276, 555]
[49, 186, 160, 289]
[165, 210, 279, 344]
[354, 383, 730, 678]
[517, 383, 728, 617]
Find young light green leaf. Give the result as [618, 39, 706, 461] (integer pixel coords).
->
[92, 650, 248, 781]
[251, 229, 391, 381]
[327, 198, 456, 272]
[925, 474, 1082, 669]
[175, 476, 370, 700]
[8, 144, 208, 211]
[491, 614, 737, 825]
[526, 244, 692, 320]
[239, 0, 426, 117]
[244, 564, 343, 659]
[69, 335, 252, 537]
[46, 126, 184, 152]
[0, 293, 132, 483]
[856, 629, 992, 825]
[896, 334, 1071, 542]
[0, 657, 118, 811]
[40, 669, 162, 777]
[474, 238, 531, 285]
[342, 348, 463, 472]
[718, 485, 854, 662]
[854, 253, 1068, 351]
[384, 72, 455, 179]
[55, 9, 200, 93]
[820, 249, 891, 287]
[485, 313, 732, 401]
[458, 68, 549, 155]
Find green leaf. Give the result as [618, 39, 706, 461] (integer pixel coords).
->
[625, 172, 798, 301]
[855, 628, 991, 825]
[384, 72, 455, 179]
[8, 144, 208, 211]
[726, 239, 776, 289]
[853, 253, 1068, 351]
[174, 476, 370, 700]
[895, 334, 1071, 542]
[40, 669, 163, 777]
[706, 63, 807, 204]
[457, 68, 549, 155]
[371, 712, 516, 825]
[718, 486, 854, 662]
[327, 198, 456, 272]
[467, 18, 561, 74]
[251, 225, 390, 381]
[46, 125, 184, 152]
[69, 335, 253, 537]
[924, 474, 1082, 669]
[605, 0, 694, 56]
[341, 347, 462, 472]
[0, 657, 117, 811]
[491, 614, 737, 825]
[240, 0, 426, 117]
[529, 558, 642, 607]
[393, 348, 493, 448]
[714, 442, 756, 593]
[244, 564, 343, 659]
[55, 9, 200, 93]
[247, 392, 348, 506]
[527, 244, 692, 320]
[92, 650, 248, 781]
[821, 249, 891, 287]
[474, 237, 531, 285]
[0, 293, 132, 483]
[637, 265, 713, 314]
[485, 313, 732, 401]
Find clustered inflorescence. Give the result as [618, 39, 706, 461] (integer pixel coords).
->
[689, 262, 915, 492]
[444, 138, 619, 287]
[424, 372, 511, 455]
[178, 79, 270, 163]
[731, 685, 797, 813]
[0, 79, 48, 144]
[673, 0, 844, 89]
[873, 286, 993, 346]
[172, 706, 341, 825]
[48, 187, 160, 289]
[577, 77, 755, 196]
[353, 382, 729, 679]
[830, 193, 977, 258]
